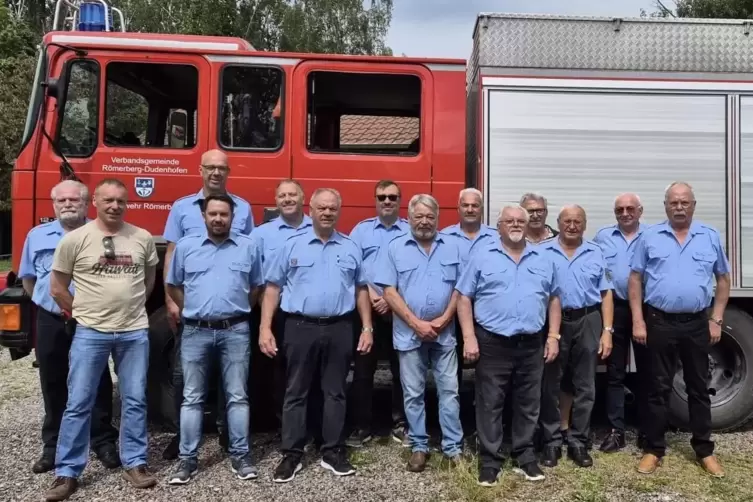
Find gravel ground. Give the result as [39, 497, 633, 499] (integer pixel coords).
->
[2, 348, 753, 502]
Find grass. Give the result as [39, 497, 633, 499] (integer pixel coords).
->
[431, 436, 751, 502]
[0, 259, 10, 272]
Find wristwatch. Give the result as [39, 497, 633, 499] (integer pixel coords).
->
[709, 317, 723, 326]
[547, 333, 561, 340]
[603, 326, 614, 334]
[362, 327, 374, 333]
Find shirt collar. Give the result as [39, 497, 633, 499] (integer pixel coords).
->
[373, 217, 407, 230]
[610, 222, 648, 237]
[192, 189, 235, 204]
[46, 220, 65, 235]
[657, 220, 705, 236]
[303, 227, 343, 244]
[493, 240, 538, 257]
[201, 231, 239, 247]
[404, 232, 444, 246]
[276, 214, 312, 230]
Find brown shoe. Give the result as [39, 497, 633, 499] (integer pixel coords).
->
[699, 455, 725, 478]
[122, 465, 157, 489]
[637, 453, 662, 474]
[44, 476, 78, 501]
[407, 452, 427, 473]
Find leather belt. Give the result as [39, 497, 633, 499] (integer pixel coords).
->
[646, 305, 705, 323]
[287, 313, 352, 326]
[562, 304, 601, 322]
[183, 315, 248, 330]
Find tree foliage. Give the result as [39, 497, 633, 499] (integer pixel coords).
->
[644, 0, 753, 18]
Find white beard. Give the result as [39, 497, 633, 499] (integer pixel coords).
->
[509, 232, 524, 243]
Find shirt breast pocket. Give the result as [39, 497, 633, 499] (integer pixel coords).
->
[36, 250, 54, 273]
[395, 261, 419, 282]
[362, 244, 380, 261]
[440, 259, 459, 282]
[337, 258, 357, 282]
[581, 262, 603, 283]
[185, 259, 209, 276]
[526, 265, 551, 291]
[481, 268, 510, 291]
[290, 257, 315, 283]
[603, 250, 618, 267]
[692, 251, 716, 276]
[228, 261, 251, 279]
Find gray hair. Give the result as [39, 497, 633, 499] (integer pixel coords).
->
[408, 194, 439, 218]
[664, 181, 695, 201]
[497, 204, 530, 224]
[613, 192, 642, 208]
[558, 204, 587, 220]
[50, 180, 89, 201]
[309, 188, 342, 208]
[519, 192, 548, 208]
[458, 188, 483, 205]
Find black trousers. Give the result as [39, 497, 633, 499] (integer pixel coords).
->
[540, 309, 601, 448]
[351, 312, 404, 430]
[605, 299, 650, 433]
[36, 308, 118, 456]
[281, 315, 354, 456]
[643, 305, 713, 459]
[475, 325, 544, 470]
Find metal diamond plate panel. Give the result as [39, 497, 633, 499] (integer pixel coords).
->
[475, 13, 753, 73]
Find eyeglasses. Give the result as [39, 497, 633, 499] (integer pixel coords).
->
[377, 194, 399, 202]
[614, 206, 637, 214]
[201, 164, 229, 174]
[527, 208, 546, 216]
[102, 236, 115, 260]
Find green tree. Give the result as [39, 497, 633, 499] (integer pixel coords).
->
[0, 4, 38, 210]
[644, 0, 753, 18]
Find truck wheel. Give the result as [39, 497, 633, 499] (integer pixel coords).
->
[669, 305, 753, 432]
[146, 306, 178, 431]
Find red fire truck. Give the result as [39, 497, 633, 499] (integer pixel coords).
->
[4, 2, 753, 433]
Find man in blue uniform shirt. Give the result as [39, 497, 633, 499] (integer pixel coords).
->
[539, 205, 614, 469]
[347, 180, 410, 448]
[260, 188, 374, 483]
[166, 194, 263, 484]
[629, 182, 728, 478]
[593, 192, 650, 453]
[19, 180, 119, 475]
[439, 188, 499, 264]
[374, 194, 463, 473]
[456, 204, 562, 486]
[251, 179, 313, 428]
[161, 149, 254, 459]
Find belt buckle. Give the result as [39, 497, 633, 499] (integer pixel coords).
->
[317, 316, 331, 325]
[220, 319, 231, 329]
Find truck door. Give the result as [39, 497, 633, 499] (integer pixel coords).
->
[42, 51, 211, 237]
[290, 61, 433, 230]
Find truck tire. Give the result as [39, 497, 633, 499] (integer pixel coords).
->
[146, 306, 178, 432]
[669, 305, 753, 432]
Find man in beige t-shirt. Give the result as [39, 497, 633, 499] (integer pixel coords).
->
[45, 179, 158, 502]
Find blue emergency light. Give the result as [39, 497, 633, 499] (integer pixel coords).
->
[77, 2, 108, 32]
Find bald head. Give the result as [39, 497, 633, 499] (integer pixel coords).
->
[557, 204, 586, 245]
[200, 149, 230, 193]
[558, 204, 586, 221]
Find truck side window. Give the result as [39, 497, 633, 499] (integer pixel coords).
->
[307, 72, 421, 156]
[58, 60, 99, 157]
[219, 66, 284, 150]
[105, 62, 198, 148]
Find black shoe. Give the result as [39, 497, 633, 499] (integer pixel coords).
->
[95, 445, 121, 469]
[32, 454, 54, 474]
[636, 433, 647, 450]
[321, 448, 356, 476]
[168, 459, 198, 485]
[540, 446, 561, 468]
[273, 455, 302, 483]
[218, 430, 229, 453]
[162, 435, 179, 461]
[477, 467, 500, 487]
[513, 462, 545, 482]
[391, 424, 409, 447]
[345, 428, 373, 448]
[599, 430, 626, 453]
[568, 447, 593, 468]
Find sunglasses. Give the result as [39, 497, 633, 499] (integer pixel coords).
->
[377, 194, 399, 202]
[102, 236, 116, 260]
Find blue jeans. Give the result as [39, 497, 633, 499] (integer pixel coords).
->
[179, 322, 251, 460]
[398, 342, 463, 456]
[55, 326, 149, 478]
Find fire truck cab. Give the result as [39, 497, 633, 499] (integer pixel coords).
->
[0, 0, 466, 428]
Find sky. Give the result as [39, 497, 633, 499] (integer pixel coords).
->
[386, 0, 657, 59]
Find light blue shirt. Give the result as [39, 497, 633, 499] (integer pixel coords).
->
[166, 232, 263, 320]
[439, 223, 499, 266]
[630, 220, 730, 314]
[264, 228, 366, 317]
[456, 243, 559, 336]
[543, 238, 612, 310]
[594, 223, 649, 301]
[373, 233, 461, 351]
[164, 189, 254, 243]
[349, 216, 410, 295]
[19, 220, 75, 314]
[252, 215, 313, 274]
